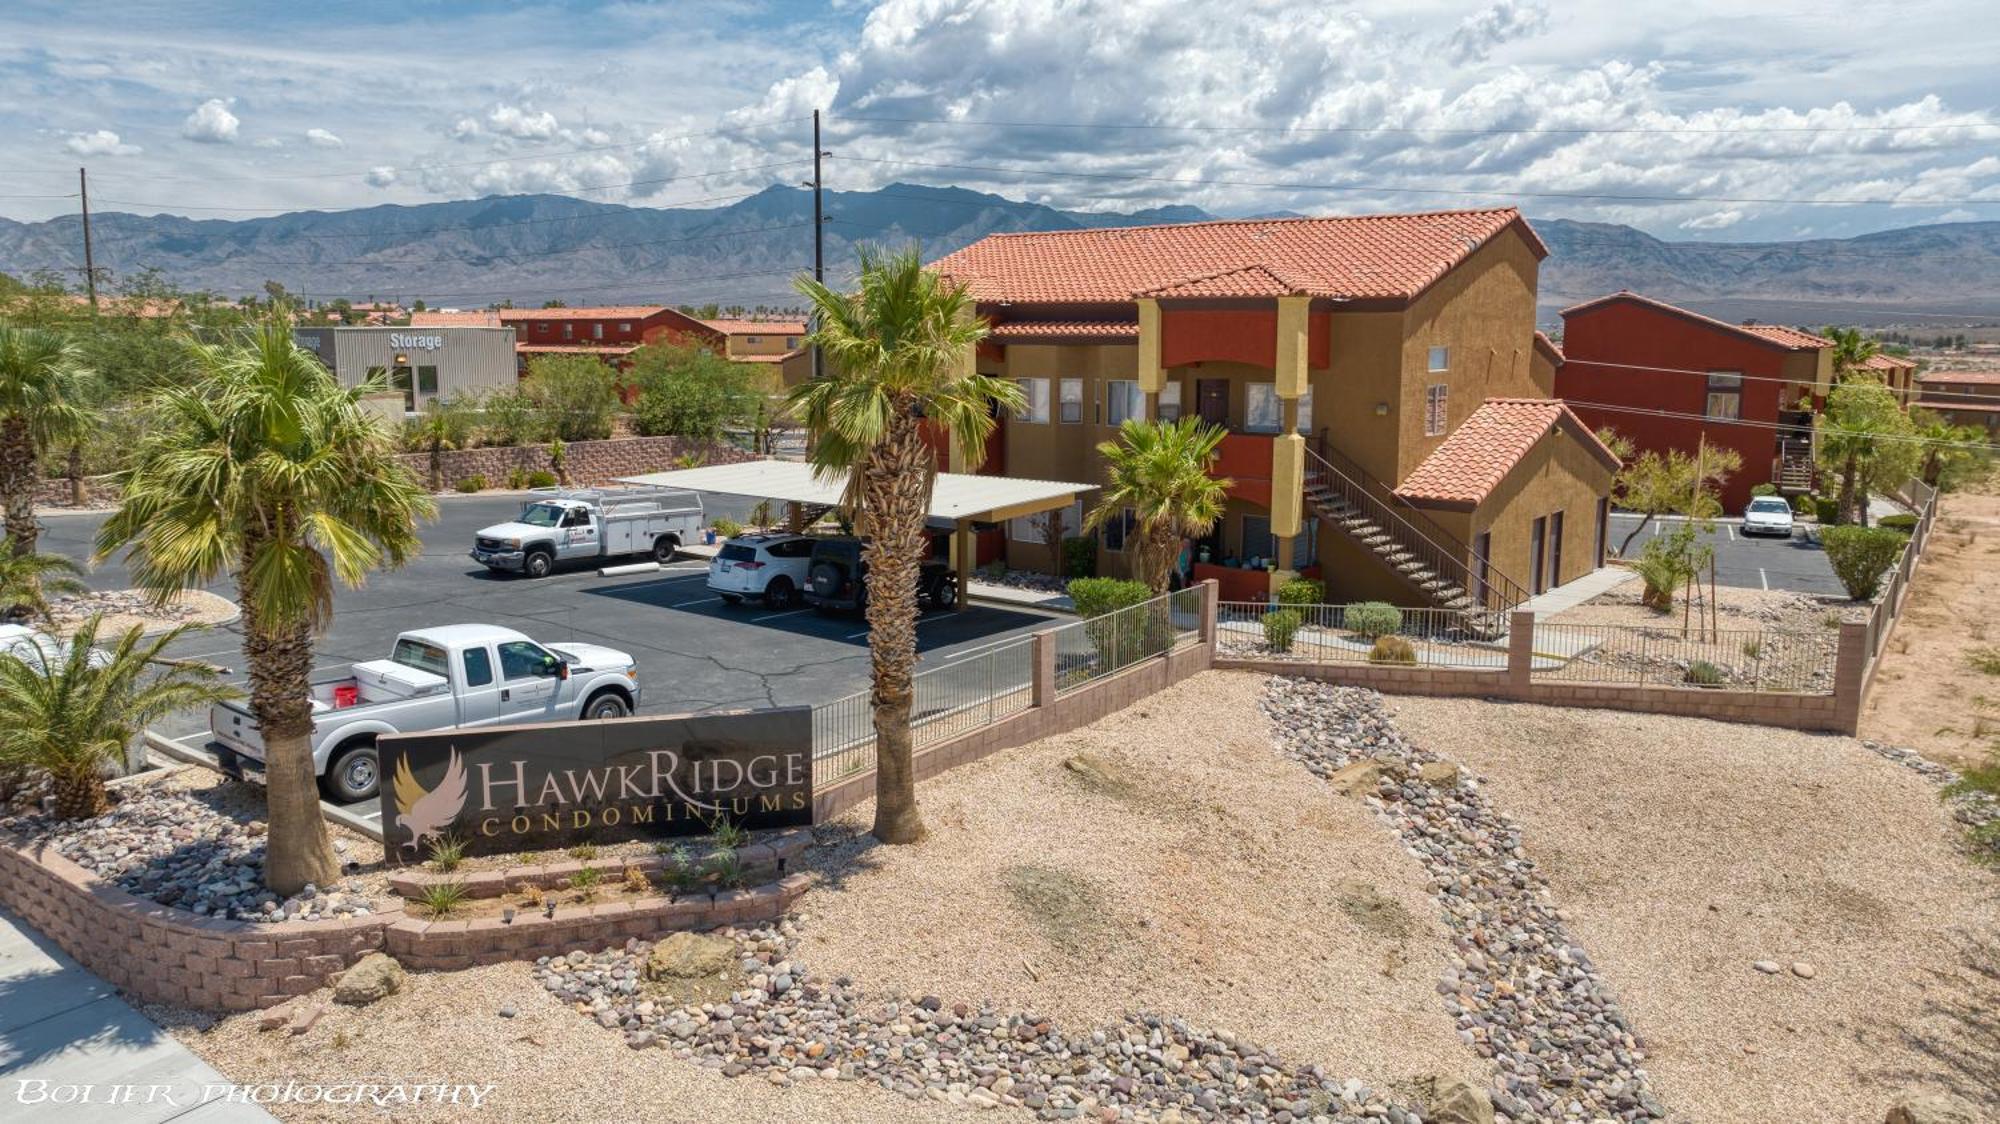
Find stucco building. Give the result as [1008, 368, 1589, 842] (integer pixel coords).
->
[411, 306, 726, 374]
[927, 208, 1617, 608]
[293, 325, 518, 412]
[700, 318, 812, 386]
[1915, 369, 2000, 433]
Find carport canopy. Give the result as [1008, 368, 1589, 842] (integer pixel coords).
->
[619, 459, 1097, 609]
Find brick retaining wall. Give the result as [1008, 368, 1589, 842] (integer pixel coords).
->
[399, 435, 757, 491]
[386, 830, 811, 900]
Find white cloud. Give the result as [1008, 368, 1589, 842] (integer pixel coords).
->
[305, 127, 343, 148]
[180, 98, 240, 143]
[1447, 0, 1550, 64]
[484, 103, 559, 139]
[365, 165, 397, 187]
[63, 128, 140, 156]
[1679, 209, 1746, 231]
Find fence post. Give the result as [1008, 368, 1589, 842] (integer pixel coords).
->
[1199, 579, 1219, 646]
[1832, 620, 1871, 734]
[1507, 611, 1535, 696]
[1031, 629, 1056, 708]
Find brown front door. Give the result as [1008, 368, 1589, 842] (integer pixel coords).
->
[1197, 379, 1229, 426]
[1548, 510, 1565, 588]
[1529, 516, 1548, 595]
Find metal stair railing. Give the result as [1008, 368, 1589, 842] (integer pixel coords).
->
[1302, 437, 1531, 612]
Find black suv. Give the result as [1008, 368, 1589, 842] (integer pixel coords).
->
[804, 535, 957, 613]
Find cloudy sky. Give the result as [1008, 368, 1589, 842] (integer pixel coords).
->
[2, 0, 1996, 241]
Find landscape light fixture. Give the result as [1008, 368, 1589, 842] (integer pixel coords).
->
[502, 906, 516, 925]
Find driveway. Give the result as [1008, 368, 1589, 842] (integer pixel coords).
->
[39, 492, 1065, 810]
[1606, 512, 1843, 595]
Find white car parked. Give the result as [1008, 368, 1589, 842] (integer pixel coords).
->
[707, 533, 817, 608]
[1742, 495, 1797, 538]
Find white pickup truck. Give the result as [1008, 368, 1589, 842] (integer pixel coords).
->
[471, 486, 704, 578]
[208, 624, 642, 803]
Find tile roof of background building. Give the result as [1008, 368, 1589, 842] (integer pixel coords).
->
[1858, 352, 1918, 371]
[409, 310, 501, 327]
[1739, 323, 1835, 349]
[1919, 369, 2000, 384]
[497, 306, 672, 321]
[987, 320, 1141, 341]
[1395, 398, 1621, 507]
[1559, 291, 1834, 352]
[700, 319, 807, 336]
[928, 208, 1541, 305]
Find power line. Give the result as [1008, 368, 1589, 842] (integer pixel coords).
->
[216, 220, 816, 268]
[831, 154, 2000, 209]
[1567, 399, 2000, 452]
[835, 112, 2000, 138]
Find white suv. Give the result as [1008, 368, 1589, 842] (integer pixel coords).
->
[708, 533, 817, 608]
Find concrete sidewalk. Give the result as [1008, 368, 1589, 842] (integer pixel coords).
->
[0, 905, 274, 1122]
[1517, 565, 1637, 618]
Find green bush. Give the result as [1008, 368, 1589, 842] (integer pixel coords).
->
[1368, 634, 1418, 665]
[1683, 660, 1726, 688]
[1276, 578, 1324, 607]
[711, 517, 743, 540]
[1061, 536, 1097, 579]
[454, 474, 487, 493]
[1342, 601, 1402, 639]
[1820, 525, 1906, 600]
[1813, 496, 1839, 524]
[525, 469, 557, 488]
[1067, 577, 1151, 618]
[1261, 608, 1302, 653]
[505, 466, 529, 490]
[1877, 513, 1918, 533]
[1792, 494, 1816, 516]
[1749, 482, 1778, 497]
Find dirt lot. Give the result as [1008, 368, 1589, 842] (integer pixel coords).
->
[1388, 695, 2000, 1123]
[1545, 574, 1867, 633]
[1862, 485, 2000, 770]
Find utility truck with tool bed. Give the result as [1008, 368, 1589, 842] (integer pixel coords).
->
[471, 486, 704, 577]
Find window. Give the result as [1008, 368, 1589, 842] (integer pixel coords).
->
[1705, 371, 1742, 420]
[1298, 387, 1314, 435]
[562, 323, 573, 339]
[498, 641, 554, 681]
[417, 366, 439, 396]
[1159, 381, 1182, 422]
[1428, 345, 1450, 372]
[535, 322, 550, 335]
[785, 337, 800, 348]
[1059, 378, 1084, 423]
[1106, 380, 1143, 426]
[592, 323, 604, 340]
[1243, 383, 1279, 433]
[746, 335, 762, 344]
[1425, 384, 1448, 437]
[1242, 514, 1317, 568]
[619, 322, 632, 332]
[462, 648, 494, 688]
[390, 367, 416, 411]
[560, 507, 591, 528]
[391, 638, 449, 678]
[1011, 499, 1084, 543]
[1101, 508, 1136, 552]
[1014, 377, 1050, 423]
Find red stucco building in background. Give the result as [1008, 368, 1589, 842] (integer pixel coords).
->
[1556, 292, 1833, 511]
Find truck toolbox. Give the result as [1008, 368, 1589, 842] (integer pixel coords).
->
[350, 660, 449, 700]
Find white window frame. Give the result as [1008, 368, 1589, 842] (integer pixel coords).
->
[1059, 378, 1084, 424]
[618, 322, 632, 332]
[1014, 377, 1050, 424]
[1105, 380, 1143, 427]
[593, 323, 604, 340]
[1705, 371, 1743, 420]
[1158, 380, 1183, 422]
[1244, 383, 1281, 434]
[1428, 345, 1450, 372]
[746, 335, 762, 344]
[1425, 383, 1448, 437]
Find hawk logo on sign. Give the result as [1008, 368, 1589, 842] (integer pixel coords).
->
[391, 749, 468, 850]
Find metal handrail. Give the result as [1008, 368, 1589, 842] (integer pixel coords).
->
[1302, 437, 1531, 611]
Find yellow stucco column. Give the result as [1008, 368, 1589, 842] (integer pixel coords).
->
[1271, 432, 1303, 538]
[1274, 295, 1309, 401]
[1137, 299, 1163, 395]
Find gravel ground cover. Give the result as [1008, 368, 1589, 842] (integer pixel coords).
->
[1386, 695, 2000, 1122]
[45, 587, 239, 636]
[0, 766, 387, 921]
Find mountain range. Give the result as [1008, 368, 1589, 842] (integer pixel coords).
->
[3, 183, 1998, 325]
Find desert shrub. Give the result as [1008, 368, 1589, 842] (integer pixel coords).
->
[622, 866, 652, 894]
[1261, 608, 1302, 652]
[1792, 494, 1817, 516]
[480, 388, 546, 447]
[1813, 495, 1839, 524]
[1877, 513, 1918, 533]
[419, 880, 468, 919]
[1963, 647, 2000, 676]
[1749, 482, 1779, 497]
[1942, 753, 2000, 861]
[1368, 634, 1418, 665]
[570, 866, 603, 898]
[711, 517, 743, 540]
[705, 848, 745, 889]
[1633, 531, 1699, 610]
[426, 832, 465, 873]
[453, 474, 487, 493]
[524, 469, 557, 488]
[1342, 601, 1402, 639]
[1068, 577, 1150, 619]
[1070, 577, 1160, 669]
[505, 466, 528, 490]
[1821, 525, 1906, 600]
[567, 842, 599, 860]
[1683, 659, 1726, 687]
[977, 559, 1008, 582]
[522, 353, 618, 441]
[1062, 535, 1097, 579]
[707, 814, 748, 851]
[1276, 578, 1324, 607]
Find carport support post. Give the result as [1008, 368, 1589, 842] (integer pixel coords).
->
[787, 501, 805, 533]
[953, 518, 974, 612]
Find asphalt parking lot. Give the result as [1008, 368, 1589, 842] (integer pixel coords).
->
[1606, 512, 1843, 595]
[40, 492, 1066, 802]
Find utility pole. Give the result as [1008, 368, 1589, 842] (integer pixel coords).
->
[811, 109, 825, 381]
[78, 167, 99, 316]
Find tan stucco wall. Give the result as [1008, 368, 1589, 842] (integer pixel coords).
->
[1462, 427, 1618, 595]
[724, 332, 803, 358]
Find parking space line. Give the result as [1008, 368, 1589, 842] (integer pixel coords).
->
[1759, 568, 1769, 590]
[1725, 524, 1735, 541]
[671, 596, 721, 608]
[752, 608, 814, 623]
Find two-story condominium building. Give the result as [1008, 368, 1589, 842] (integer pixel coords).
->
[928, 209, 1619, 609]
[1915, 369, 2000, 433]
[700, 318, 811, 385]
[411, 306, 726, 374]
[1556, 292, 1835, 510]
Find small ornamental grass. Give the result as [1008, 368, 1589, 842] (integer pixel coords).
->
[1368, 635, 1418, 665]
[420, 879, 469, 919]
[426, 832, 466, 873]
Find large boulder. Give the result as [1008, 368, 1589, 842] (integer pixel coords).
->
[332, 952, 404, 1006]
[1885, 1092, 1983, 1124]
[1430, 1078, 1496, 1124]
[645, 932, 736, 982]
[1328, 758, 1386, 797]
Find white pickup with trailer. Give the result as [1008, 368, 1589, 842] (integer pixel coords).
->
[471, 486, 705, 578]
[208, 624, 642, 803]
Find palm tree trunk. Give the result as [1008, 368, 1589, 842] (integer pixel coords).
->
[50, 766, 107, 819]
[860, 416, 933, 845]
[1836, 453, 1859, 525]
[240, 556, 340, 895]
[1142, 521, 1178, 593]
[0, 415, 40, 555]
[66, 443, 85, 507]
[428, 440, 444, 493]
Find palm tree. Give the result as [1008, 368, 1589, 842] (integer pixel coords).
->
[1910, 409, 1989, 490]
[96, 323, 434, 893]
[787, 246, 1021, 845]
[1086, 418, 1233, 592]
[0, 325, 95, 555]
[403, 394, 474, 492]
[0, 617, 236, 819]
[0, 545, 86, 623]
[1815, 378, 1914, 526]
[1821, 326, 1880, 384]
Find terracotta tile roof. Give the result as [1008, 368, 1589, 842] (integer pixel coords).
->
[517, 343, 639, 355]
[987, 320, 1141, 341]
[410, 310, 500, 327]
[928, 208, 1542, 305]
[1395, 398, 1622, 508]
[701, 318, 806, 336]
[498, 306, 670, 322]
[1919, 400, 2000, 413]
[1533, 330, 1563, 365]
[1559, 292, 1832, 352]
[1739, 323, 1834, 349]
[733, 349, 807, 364]
[1919, 369, 2000, 384]
[1858, 352, 1917, 371]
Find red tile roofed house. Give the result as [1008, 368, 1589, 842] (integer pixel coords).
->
[409, 309, 501, 328]
[1859, 351, 1920, 404]
[1556, 292, 1835, 510]
[927, 208, 1615, 607]
[1915, 368, 2000, 434]
[498, 306, 722, 376]
[700, 318, 811, 386]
